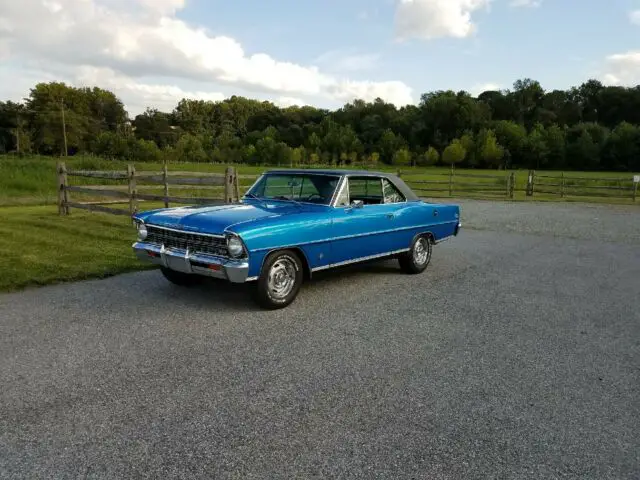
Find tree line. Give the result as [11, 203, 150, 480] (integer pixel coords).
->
[1, 78, 640, 171]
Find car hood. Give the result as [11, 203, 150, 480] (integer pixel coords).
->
[136, 201, 308, 234]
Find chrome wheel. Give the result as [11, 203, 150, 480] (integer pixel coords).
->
[267, 257, 297, 300]
[413, 237, 430, 265]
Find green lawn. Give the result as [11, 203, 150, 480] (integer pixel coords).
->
[0, 205, 156, 292]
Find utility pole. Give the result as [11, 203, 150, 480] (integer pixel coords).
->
[15, 113, 20, 154]
[60, 98, 68, 156]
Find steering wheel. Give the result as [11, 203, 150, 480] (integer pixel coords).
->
[304, 193, 324, 202]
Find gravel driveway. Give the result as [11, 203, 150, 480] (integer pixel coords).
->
[1, 200, 639, 479]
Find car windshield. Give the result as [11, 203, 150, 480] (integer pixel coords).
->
[246, 173, 341, 205]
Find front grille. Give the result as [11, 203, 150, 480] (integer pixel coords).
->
[146, 225, 228, 257]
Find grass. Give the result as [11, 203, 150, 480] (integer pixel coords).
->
[0, 205, 158, 292]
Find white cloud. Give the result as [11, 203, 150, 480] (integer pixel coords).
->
[0, 0, 415, 113]
[600, 51, 640, 85]
[327, 80, 414, 104]
[394, 0, 491, 41]
[509, 0, 541, 7]
[74, 66, 226, 114]
[630, 10, 640, 25]
[470, 83, 502, 96]
[275, 97, 309, 108]
[314, 50, 380, 72]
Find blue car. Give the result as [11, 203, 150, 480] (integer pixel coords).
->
[132, 169, 461, 309]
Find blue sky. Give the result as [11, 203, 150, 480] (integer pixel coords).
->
[0, 0, 638, 114]
[177, 0, 639, 93]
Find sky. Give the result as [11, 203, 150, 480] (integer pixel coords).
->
[0, 0, 638, 116]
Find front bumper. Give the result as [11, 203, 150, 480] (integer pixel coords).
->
[133, 242, 251, 283]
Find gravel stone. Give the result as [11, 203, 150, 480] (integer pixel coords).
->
[1, 199, 639, 479]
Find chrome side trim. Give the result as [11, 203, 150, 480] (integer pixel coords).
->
[250, 220, 457, 253]
[146, 223, 226, 239]
[246, 276, 259, 282]
[311, 248, 410, 272]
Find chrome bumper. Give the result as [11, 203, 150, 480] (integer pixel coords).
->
[133, 242, 250, 283]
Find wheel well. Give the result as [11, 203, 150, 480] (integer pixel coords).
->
[415, 231, 436, 245]
[262, 247, 312, 280]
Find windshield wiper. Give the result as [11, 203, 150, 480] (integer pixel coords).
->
[243, 193, 266, 206]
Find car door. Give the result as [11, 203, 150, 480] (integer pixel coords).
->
[329, 176, 396, 265]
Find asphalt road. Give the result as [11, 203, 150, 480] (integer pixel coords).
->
[1, 200, 639, 479]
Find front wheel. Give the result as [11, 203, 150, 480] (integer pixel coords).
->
[255, 250, 304, 309]
[399, 235, 432, 274]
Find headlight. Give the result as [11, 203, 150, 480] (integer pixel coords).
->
[137, 223, 147, 240]
[226, 235, 244, 258]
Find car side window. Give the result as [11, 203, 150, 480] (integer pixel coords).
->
[348, 177, 383, 205]
[382, 179, 406, 204]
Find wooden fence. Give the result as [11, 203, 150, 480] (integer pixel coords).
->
[57, 162, 241, 216]
[400, 166, 517, 200]
[527, 170, 638, 202]
[399, 167, 638, 202]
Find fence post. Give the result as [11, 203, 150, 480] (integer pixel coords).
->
[224, 167, 234, 203]
[127, 164, 137, 216]
[163, 159, 169, 208]
[526, 170, 535, 197]
[397, 169, 402, 178]
[234, 168, 241, 202]
[561, 171, 565, 198]
[448, 164, 454, 197]
[57, 161, 70, 215]
[633, 177, 638, 202]
[509, 172, 516, 199]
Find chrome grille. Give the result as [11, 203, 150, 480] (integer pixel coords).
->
[145, 225, 228, 257]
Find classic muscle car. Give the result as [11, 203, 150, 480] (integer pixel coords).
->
[132, 169, 461, 309]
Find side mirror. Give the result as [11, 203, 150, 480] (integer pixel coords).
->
[351, 199, 364, 209]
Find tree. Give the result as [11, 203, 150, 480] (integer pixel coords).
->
[524, 123, 550, 169]
[174, 134, 207, 163]
[417, 146, 439, 166]
[392, 148, 412, 166]
[602, 122, 640, 171]
[442, 139, 466, 166]
[5, 77, 640, 172]
[478, 130, 505, 168]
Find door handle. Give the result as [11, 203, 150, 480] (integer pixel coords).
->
[386, 213, 395, 219]
[433, 209, 438, 217]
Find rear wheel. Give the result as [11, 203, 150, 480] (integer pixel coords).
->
[399, 235, 432, 274]
[160, 267, 202, 286]
[255, 250, 304, 309]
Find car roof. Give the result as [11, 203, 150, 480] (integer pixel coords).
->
[264, 168, 393, 177]
[261, 168, 419, 201]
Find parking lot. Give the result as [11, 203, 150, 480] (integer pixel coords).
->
[1, 199, 639, 479]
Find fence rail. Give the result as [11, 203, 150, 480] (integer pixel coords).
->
[399, 166, 516, 200]
[528, 170, 638, 202]
[399, 167, 638, 202]
[57, 163, 639, 217]
[57, 162, 240, 216]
